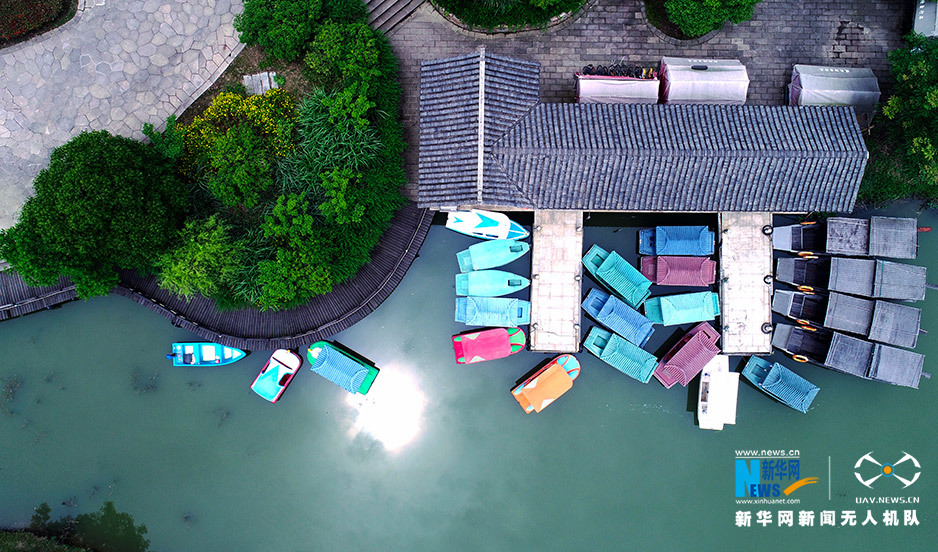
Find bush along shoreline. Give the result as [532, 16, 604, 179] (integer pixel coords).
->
[0, 0, 407, 312]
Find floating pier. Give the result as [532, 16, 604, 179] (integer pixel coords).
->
[718, 212, 773, 354]
[529, 210, 583, 353]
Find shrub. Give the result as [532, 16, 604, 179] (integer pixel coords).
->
[860, 33, 938, 205]
[157, 216, 244, 300]
[234, 0, 323, 61]
[322, 0, 368, 24]
[664, 0, 762, 38]
[142, 114, 185, 162]
[0, 131, 186, 298]
[206, 123, 275, 209]
[0, 0, 69, 42]
[433, 0, 585, 29]
[304, 21, 380, 92]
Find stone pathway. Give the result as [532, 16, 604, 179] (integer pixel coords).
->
[0, 0, 243, 229]
[388, 0, 911, 200]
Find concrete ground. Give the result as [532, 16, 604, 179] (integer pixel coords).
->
[388, 0, 912, 199]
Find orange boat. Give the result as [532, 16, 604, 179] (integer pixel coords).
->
[511, 355, 581, 413]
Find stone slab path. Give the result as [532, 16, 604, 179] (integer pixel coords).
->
[388, 0, 911, 200]
[0, 0, 243, 229]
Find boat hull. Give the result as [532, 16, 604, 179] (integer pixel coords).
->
[170, 342, 246, 366]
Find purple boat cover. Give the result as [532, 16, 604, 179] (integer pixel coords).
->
[640, 256, 716, 286]
[654, 322, 721, 389]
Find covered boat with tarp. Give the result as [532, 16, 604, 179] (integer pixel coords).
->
[772, 216, 919, 259]
[772, 324, 925, 389]
[455, 297, 531, 327]
[168, 342, 246, 366]
[445, 209, 529, 241]
[742, 356, 819, 413]
[583, 327, 658, 383]
[455, 270, 530, 297]
[654, 322, 721, 389]
[582, 244, 652, 308]
[640, 256, 716, 286]
[452, 327, 525, 364]
[659, 57, 749, 105]
[456, 239, 529, 272]
[787, 65, 880, 127]
[307, 342, 379, 395]
[773, 290, 922, 348]
[581, 288, 654, 346]
[638, 226, 715, 256]
[775, 257, 927, 302]
[643, 291, 720, 326]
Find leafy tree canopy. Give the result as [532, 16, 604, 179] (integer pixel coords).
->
[665, 0, 762, 37]
[234, 0, 323, 61]
[0, 131, 186, 298]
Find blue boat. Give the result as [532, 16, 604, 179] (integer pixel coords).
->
[582, 244, 652, 309]
[456, 239, 530, 272]
[742, 356, 820, 413]
[445, 209, 529, 241]
[167, 342, 246, 366]
[583, 327, 658, 383]
[455, 297, 531, 327]
[643, 291, 720, 326]
[581, 288, 654, 346]
[638, 226, 715, 256]
[307, 342, 379, 395]
[455, 270, 530, 297]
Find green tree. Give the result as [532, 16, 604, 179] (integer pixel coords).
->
[665, 0, 762, 37]
[234, 0, 323, 61]
[319, 167, 365, 224]
[157, 216, 243, 300]
[304, 21, 380, 91]
[206, 124, 275, 209]
[0, 131, 186, 298]
[142, 114, 185, 161]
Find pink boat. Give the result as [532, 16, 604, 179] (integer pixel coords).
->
[452, 327, 526, 364]
[654, 322, 721, 389]
[640, 256, 716, 286]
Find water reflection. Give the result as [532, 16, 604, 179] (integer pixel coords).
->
[344, 365, 426, 452]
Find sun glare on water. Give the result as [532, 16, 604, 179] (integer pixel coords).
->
[345, 367, 427, 453]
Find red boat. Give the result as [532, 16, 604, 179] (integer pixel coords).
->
[654, 322, 721, 389]
[452, 327, 525, 364]
[640, 256, 716, 286]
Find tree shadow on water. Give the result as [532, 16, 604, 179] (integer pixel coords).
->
[29, 500, 151, 552]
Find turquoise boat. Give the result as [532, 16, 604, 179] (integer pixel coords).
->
[742, 356, 819, 413]
[457, 239, 530, 272]
[583, 327, 658, 383]
[582, 244, 652, 308]
[643, 291, 720, 326]
[167, 342, 246, 366]
[455, 270, 530, 297]
[446, 209, 529, 241]
[307, 342, 379, 395]
[455, 297, 531, 326]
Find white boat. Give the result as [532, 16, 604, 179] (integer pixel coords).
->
[445, 210, 529, 241]
[697, 355, 739, 431]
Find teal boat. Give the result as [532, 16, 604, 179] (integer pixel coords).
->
[643, 291, 720, 326]
[582, 244, 652, 308]
[583, 327, 658, 383]
[167, 342, 246, 366]
[307, 342, 379, 395]
[455, 297, 531, 326]
[742, 356, 819, 413]
[457, 239, 530, 272]
[455, 270, 530, 297]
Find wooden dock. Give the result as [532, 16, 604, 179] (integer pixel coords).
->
[529, 210, 583, 353]
[718, 212, 774, 354]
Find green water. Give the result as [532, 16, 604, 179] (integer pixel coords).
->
[1, 205, 935, 551]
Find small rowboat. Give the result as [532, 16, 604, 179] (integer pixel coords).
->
[511, 354, 580, 413]
[455, 297, 531, 327]
[582, 244, 651, 309]
[167, 342, 246, 366]
[455, 270, 530, 297]
[446, 209, 529, 241]
[583, 326, 658, 383]
[456, 239, 530, 272]
[643, 291, 720, 326]
[638, 226, 714, 256]
[452, 327, 525, 364]
[250, 349, 303, 403]
[307, 342, 379, 395]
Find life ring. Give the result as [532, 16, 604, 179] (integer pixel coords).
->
[764, 275, 774, 285]
[793, 354, 809, 363]
[800, 221, 817, 226]
[762, 225, 774, 235]
[761, 322, 773, 334]
[797, 285, 815, 294]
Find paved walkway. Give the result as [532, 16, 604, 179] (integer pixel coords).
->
[0, 0, 243, 229]
[719, 212, 774, 354]
[389, 0, 910, 199]
[529, 210, 583, 353]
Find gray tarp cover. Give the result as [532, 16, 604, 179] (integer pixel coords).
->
[659, 57, 749, 105]
[828, 258, 927, 301]
[825, 216, 918, 259]
[788, 65, 880, 112]
[576, 75, 659, 104]
[915, 0, 938, 37]
[825, 292, 921, 348]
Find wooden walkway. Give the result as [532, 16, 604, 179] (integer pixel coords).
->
[529, 210, 583, 353]
[718, 212, 774, 354]
[0, 204, 433, 350]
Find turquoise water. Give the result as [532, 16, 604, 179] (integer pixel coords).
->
[1, 204, 935, 551]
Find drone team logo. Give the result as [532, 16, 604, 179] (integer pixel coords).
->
[854, 451, 921, 489]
